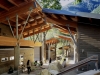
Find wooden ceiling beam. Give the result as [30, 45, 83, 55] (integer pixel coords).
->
[24, 0, 28, 2]
[70, 16, 78, 22]
[2, 21, 15, 27]
[44, 13, 77, 28]
[18, 15, 25, 20]
[0, 1, 35, 22]
[58, 35, 71, 41]
[46, 38, 59, 44]
[59, 29, 75, 34]
[54, 24, 76, 33]
[8, 0, 19, 7]
[0, 4, 9, 11]
[14, 21, 45, 34]
[24, 25, 51, 38]
[54, 25, 67, 30]
[54, 25, 76, 32]
[60, 15, 68, 20]
[10, 18, 16, 22]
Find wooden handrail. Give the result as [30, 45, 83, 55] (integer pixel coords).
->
[57, 55, 98, 75]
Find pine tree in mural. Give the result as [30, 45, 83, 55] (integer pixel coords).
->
[37, 0, 62, 9]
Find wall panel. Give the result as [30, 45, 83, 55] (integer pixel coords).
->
[0, 48, 34, 74]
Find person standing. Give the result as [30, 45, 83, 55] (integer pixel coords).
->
[95, 61, 98, 70]
[62, 59, 66, 68]
[49, 58, 52, 64]
[8, 66, 13, 74]
[27, 60, 31, 74]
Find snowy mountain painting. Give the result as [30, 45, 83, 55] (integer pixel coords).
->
[62, 0, 100, 13]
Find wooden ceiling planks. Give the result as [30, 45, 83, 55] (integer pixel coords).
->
[0, 0, 14, 11]
[0, 0, 35, 22]
[24, 24, 51, 38]
[18, 21, 46, 34]
[0, 4, 9, 11]
[8, 0, 20, 7]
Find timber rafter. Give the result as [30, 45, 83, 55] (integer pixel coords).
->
[44, 13, 77, 28]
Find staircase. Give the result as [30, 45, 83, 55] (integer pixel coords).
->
[57, 55, 98, 75]
[77, 70, 100, 75]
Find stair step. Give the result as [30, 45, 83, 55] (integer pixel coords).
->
[77, 70, 100, 75]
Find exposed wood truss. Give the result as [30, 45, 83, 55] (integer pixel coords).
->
[0, 0, 77, 39]
[44, 13, 77, 28]
[24, 24, 51, 38]
[0, 0, 36, 22]
[0, 0, 49, 38]
[54, 25, 76, 34]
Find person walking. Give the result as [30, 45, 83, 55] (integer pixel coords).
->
[27, 60, 31, 74]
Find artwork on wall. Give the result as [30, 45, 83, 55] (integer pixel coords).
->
[20, 55, 24, 65]
[10, 56, 14, 60]
[1, 57, 8, 62]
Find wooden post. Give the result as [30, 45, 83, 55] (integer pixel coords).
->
[42, 32, 46, 63]
[55, 43, 57, 60]
[14, 43, 20, 70]
[48, 43, 51, 64]
[14, 14, 20, 71]
[66, 50, 67, 57]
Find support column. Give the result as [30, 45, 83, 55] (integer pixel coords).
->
[66, 50, 67, 57]
[48, 43, 51, 64]
[14, 14, 20, 71]
[55, 43, 57, 60]
[42, 32, 46, 63]
[14, 43, 20, 70]
[67, 24, 77, 63]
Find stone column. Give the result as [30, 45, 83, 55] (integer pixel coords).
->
[55, 43, 57, 60]
[14, 43, 20, 70]
[14, 14, 20, 72]
[42, 32, 46, 63]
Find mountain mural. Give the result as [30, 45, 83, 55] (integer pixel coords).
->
[62, 0, 100, 13]
[92, 5, 100, 14]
